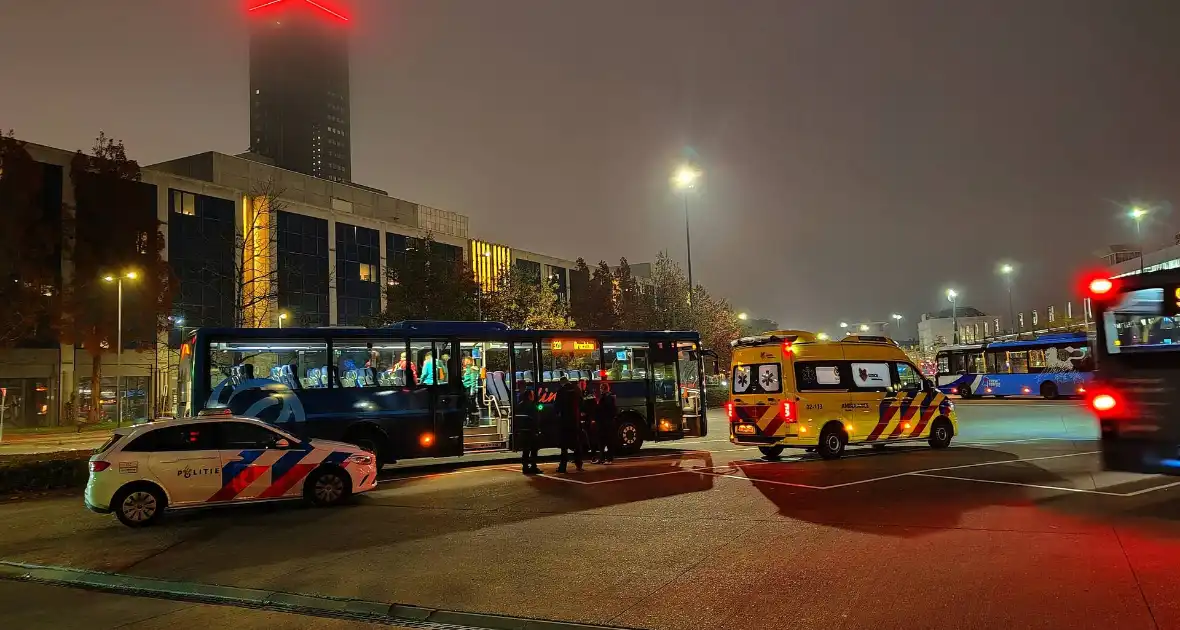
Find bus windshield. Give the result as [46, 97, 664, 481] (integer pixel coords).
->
[1101, 287, 1180, 353]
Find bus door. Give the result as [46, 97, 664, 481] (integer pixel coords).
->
[510, 341, 539, 450]
[458, 340, 513, 451]
[651, 341, 684, 440]
[430, 340, 465, 457]
[678, 342, 706, 437]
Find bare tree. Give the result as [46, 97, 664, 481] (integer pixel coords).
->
[174, 178, 287, 330]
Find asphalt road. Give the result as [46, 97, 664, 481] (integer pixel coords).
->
[3, 400, 1180, 630]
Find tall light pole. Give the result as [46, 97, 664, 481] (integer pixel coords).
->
[673, 165, 700, 307]
[104, 270, 138, 426]
[946, 289, 959, 345]
[1130, 206, 1148, 273]
[891, 313, 903, 337]
[999, 263, 1015, 333]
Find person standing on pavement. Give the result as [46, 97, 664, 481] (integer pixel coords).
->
[515, 388, 541, 475]
[579, 378, 598, 461]
[594, 381, 618, 464]
[555, 376, 583, 473]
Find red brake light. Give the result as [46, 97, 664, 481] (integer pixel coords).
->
[725, 401, 735, 420]
[1088, 278, 1114, 296]
[1091, 393, 1118, 412]
[89, 461, 110, 473]
[779, 400, 797, 423]
[781, 341, 793, 354]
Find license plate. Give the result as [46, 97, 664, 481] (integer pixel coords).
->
[735, 424, 756, 435]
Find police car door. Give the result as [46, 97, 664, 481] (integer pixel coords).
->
[213, 421, 298, 503]
[145, 423, 224, 506]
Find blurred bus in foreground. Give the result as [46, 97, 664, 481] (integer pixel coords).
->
[1087, 271, 1180, 475]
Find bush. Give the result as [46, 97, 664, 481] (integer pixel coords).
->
[0, 451, 91, 494]
[705, 384, 729, 409]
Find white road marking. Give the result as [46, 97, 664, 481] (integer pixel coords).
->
[911, 472, 1125, 495]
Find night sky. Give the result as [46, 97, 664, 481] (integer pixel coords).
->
[2, 0, 1178, 335]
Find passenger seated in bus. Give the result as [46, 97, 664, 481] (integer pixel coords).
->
[395, 352, 417, 385]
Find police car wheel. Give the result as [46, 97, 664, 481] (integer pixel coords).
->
[759, 445, 785, 460]
[113, 485, 165, 528]
[928, 420, 953, 449]
[818, 426, 846, 460]
[307, 468, 350, 507]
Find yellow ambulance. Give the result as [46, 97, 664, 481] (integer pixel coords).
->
[726, 331, 958, 459]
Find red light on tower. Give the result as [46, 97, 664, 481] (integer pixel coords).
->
[247, 0, 350, 22]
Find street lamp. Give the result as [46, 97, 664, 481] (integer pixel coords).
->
[891, 313, 903, 336]
[859, 324, 870, 332]
[672, 164, 701, 307]
[999, 263, 1015, 333]
[946, 289, 959, 345]
[103, 270, 139, 426]
[738, 312, 748, 321]
[1129, 206, 1149, 273]
[839, 322, 849, 329]
[278, 312, 288, 329]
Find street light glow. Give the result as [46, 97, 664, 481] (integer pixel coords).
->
[1000, 264, 1014, 275]
[103, 275, 115, 283]
[673, 165, 700, 190]
[125, 271, 138, 280]
[859, 324, 870, 332]
[817, 332, 830, 340]
[946, 289, 958, 300]
[738, 312, 748, 321]
[839, 322, 849, 328]
[279, 312, 288, 320]
[1130, 206, 1147, 220]
[891, 313, 903, 321]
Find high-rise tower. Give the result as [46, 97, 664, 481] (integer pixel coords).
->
[248, 0, 351, 182]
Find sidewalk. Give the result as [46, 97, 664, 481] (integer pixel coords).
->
[0, 431, 112, 457]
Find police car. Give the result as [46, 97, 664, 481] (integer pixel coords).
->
[85, 415, 379, 527]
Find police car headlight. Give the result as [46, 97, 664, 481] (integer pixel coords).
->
[348, 453, 374, 466]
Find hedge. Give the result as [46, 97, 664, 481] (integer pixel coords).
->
[0, 451, 92, 495]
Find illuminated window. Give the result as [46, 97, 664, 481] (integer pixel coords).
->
[171, 190, 196, 216]
[359, 263, 376, 282]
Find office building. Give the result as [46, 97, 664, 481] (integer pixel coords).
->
[0, 140, 579, 428]
[248, 0, 352, 182]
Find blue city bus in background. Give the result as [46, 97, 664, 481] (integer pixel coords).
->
[180, 322, 708, 467]
[935, 332, 1095, 399]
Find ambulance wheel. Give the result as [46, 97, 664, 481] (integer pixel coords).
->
[113, 483, 166, 528]
[818, 425, 846, 460]
[759, 445, 785, 460]
[306, 467, 351, 507]
[928, 419, 954, 449]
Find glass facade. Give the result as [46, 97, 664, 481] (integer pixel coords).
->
[168, 189, 235, 336]
[469, 239, 512, 291]
[336, 222, 381, 325]
[277, 211, 330, 326]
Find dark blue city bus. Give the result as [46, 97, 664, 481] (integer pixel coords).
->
[935, 332, 1095, 399]
[181, 322, 708, 467]
[1087, 271, 1180, 476]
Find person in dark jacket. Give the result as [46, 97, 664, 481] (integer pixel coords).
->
[594, 381, 618, 464]
[515, 388, 541, 475]
[554, 377, 583, 473]
[579, 378, 598, 460]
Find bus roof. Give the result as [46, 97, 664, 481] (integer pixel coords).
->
[987, 332, 1088, 349]
[935, 344, 984, 354]
[191, 323, 700, 343]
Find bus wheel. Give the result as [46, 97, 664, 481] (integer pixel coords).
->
[759, 445, 785, 460]
[817, 425, 846, 460]
[616, 416, 644, 455]
[1040, 382, 1059, 400]
[344, 426, 391, 469]
[928, 419, 953, 449]
[959, 385, 972, 399]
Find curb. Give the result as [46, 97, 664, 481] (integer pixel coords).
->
[0, 560, 634, 630]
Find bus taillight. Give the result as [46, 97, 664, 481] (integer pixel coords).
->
[1091, 393, 1118, 413]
